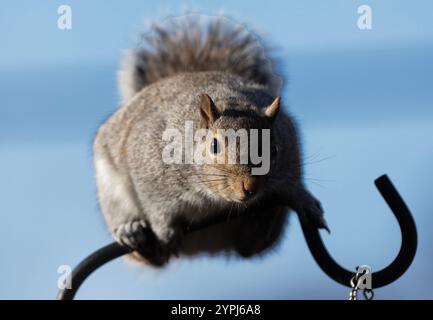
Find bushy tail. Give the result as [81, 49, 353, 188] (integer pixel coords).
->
[118, 15, 281, 103]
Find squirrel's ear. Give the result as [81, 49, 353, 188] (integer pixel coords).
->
[199, 94, 220, 128]
[264, 96, 280, 120]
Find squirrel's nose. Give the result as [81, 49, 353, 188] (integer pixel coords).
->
[242, 176, 259, 196]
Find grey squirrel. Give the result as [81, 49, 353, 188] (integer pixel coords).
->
[93, 17, 328, 266]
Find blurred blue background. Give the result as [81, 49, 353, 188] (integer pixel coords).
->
[1, 0, 432, 299]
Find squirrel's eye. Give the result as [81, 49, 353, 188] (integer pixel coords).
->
[210, 138, 221, 154]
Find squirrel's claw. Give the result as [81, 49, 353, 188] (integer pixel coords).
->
[318, 216, 331, 234]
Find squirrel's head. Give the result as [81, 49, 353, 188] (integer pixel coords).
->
[196, 93, 280, 203]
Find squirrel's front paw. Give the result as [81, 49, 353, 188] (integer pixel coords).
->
[114, 220, 148, 249]
[113, 220, 176, 266]
[294, 191, 330, 233]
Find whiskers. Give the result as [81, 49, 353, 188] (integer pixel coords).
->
[303, 153, 336, 167]
[188, 170, 229, 189]
[302, 153, 336, 188]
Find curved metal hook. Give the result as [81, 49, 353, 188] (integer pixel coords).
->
[57, 242, 130, 300]
[300, 174, 417, 288]
[57, 174, 417, 299]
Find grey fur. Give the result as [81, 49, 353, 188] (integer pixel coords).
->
[118, 17, 281, 104]
[95, 17, 326, 267]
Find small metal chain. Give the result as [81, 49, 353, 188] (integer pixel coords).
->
[349, 266, 374, 300]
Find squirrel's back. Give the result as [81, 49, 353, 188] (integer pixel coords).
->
[118, 16, 281, 104]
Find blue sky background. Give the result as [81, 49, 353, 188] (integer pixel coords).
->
[0, 0, 432, 299]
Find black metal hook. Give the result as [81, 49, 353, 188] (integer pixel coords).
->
[57, 174, 417, 300]
[301, 174, 417, 289]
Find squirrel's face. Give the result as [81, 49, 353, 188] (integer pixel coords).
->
[197, 94, 280, 203]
